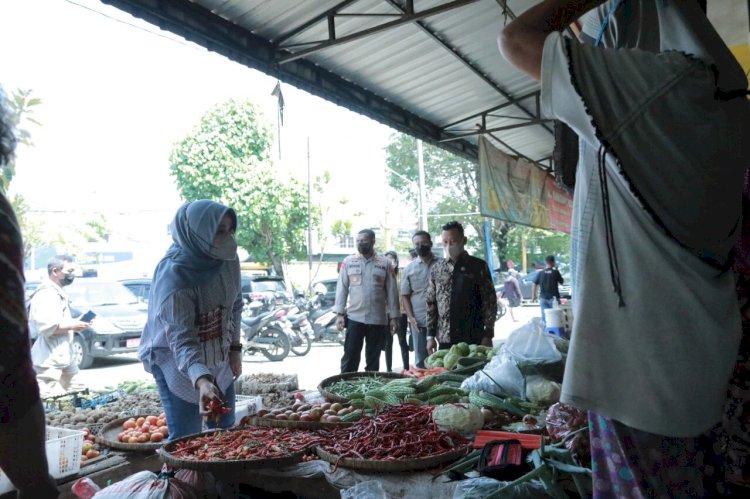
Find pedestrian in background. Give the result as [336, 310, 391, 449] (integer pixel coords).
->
[426, 221, 496, 353]
[139, 200, 243, 440]
[402, 230, 440, 368]
[383, 250, 409, 372]
[29, 255, 90, 397]
[531, 255, 563, 326]
[334, 229, 399, 372]
[0, 85, 59, 498]
[502, 269, 522, 322]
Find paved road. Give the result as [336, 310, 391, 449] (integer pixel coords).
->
[75, 304, 542, 392]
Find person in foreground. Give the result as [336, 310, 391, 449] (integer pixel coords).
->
[139, 200, 243, 440]
[0, 85, 58, 498]
[499, 0, 749, 495]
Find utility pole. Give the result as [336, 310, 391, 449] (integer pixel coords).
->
[306, 137, 313, 292]
[417, 139, 428, 230]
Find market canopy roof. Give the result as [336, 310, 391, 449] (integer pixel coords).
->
[101, 1, 745, 172]
[102, 0, 554, 169]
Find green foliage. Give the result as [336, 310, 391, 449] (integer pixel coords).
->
[2, 89, 41, 192]
[505, 226, 570, 271]
[330, 219, 352, 241]
[169, 99, 311, 275]
[384, 133, 510, 262]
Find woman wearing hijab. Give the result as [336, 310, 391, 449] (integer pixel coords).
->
[139, 200, 243, 440]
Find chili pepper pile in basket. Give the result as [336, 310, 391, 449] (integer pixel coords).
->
[170, 426, 331, 461]
[319, 403, 470, 462]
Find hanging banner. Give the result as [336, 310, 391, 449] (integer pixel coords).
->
[478, 137, 572, 233]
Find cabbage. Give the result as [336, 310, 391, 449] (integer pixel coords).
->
[525, 377, 561, 406]
[431, 404, 484, 433]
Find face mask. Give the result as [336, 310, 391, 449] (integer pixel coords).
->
[62, 273, 75, 286]
[446, 246, 463, 260]
[211, 234, 238, 261]
[357, 243, 372, 256]
[416, 245, 432, 257]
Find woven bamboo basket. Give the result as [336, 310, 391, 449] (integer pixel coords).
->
[317, 371, 406, 403]
[96, 416, 166, 451]
[244, 415, 354, 430]
[314, 444, 471, 472]
[157, 429, 305, 471]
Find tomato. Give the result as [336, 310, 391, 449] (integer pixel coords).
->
[327, 416, 342, 423]
[136, 434, 149, 443]
[321, 403, 331, 411]
[85, 434, 96, 442]
[135, 417, 146, 427]
[86, 449, 100, 459]
[158, 427, 169, 438]
[159, 412, 166, 419]
[275, 414, 288, 421]
[149, 432, 164, 443]
[157, 418, 167, 428]
[294, 392, 305, 401]
[299, 414, 313, 422]
[330, 403, 342, 412]
[128, 436, 139, 444]
[140, 423, 150, 433]
[81, 427, 91, 436]
[122, 420, 136, 430]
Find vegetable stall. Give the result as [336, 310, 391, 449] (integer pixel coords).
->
[1, 326, 591, 498]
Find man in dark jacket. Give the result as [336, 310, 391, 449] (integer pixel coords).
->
[532, 255, 563, 326]
[425, 221, 496, 353]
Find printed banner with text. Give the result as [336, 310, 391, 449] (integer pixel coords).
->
[478, 137, 572, 233]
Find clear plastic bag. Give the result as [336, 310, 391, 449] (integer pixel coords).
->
[452, 476, 549, 498]
[341, 480, 387, 499]
[460, 351, 525, 398]
[504, 320, 562, 365]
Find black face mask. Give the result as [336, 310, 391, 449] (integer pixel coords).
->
[416, 245, 432, 257]
[62, 273, 75, 286]
[357, 243, 372, 256]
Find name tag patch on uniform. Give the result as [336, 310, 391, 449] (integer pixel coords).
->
[350, 274, 362, 285]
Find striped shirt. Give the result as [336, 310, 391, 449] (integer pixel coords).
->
[139, 259, 242, 404]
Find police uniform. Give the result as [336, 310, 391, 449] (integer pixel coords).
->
[334, 253, 400, 372]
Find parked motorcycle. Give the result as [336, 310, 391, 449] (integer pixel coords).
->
[240, 302, 291, 361]
[282, 306, 313, 356]
[309, 306, 345, 344]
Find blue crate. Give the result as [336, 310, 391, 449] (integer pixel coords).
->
[545, 326, 568, 339]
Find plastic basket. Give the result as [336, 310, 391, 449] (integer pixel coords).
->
[0, 426, 85, 494]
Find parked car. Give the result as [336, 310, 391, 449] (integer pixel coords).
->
[60, 279, 147, 369]
[119, 278, 152, 303]
[241, 274, 292, 306]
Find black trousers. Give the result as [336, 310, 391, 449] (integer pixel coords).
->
[340, 319, 387, 373]
[384, 314, 409, 371]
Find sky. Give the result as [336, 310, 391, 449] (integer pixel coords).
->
[0, 0, 404, 249]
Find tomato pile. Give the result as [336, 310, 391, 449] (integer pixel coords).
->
[116, 414, 169, 444]
[80, 428, 101, 462]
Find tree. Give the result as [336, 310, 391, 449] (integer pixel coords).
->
[3, 89, 41, 192]
[384, 133, 511, 266]
[169, 99, 311, 276]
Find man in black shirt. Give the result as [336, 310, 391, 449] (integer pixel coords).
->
[532, 255, 563, 326]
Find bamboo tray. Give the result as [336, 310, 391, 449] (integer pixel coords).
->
[96, 416, 166, 452]
[157, 429, 305, 471]
[315, 444, 472, 472]
[244, 415, 354, 430]
[317, 371, 406, 403]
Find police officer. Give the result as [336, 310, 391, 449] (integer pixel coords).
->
[334, 229, 400, 372]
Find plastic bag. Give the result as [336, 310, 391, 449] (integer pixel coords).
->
[341, 480, 387, 499]
[92, 468, 199, 499]
[452, 476, 549, 498]
[174, 469, 216, 498]
[460, 350, 525, 398]
[92, 471, 168, 499]
[545, 402, 590, 464]
[504, 320, 562, 365]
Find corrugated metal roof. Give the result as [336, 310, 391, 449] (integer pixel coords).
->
[104, 0, 554, 167]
